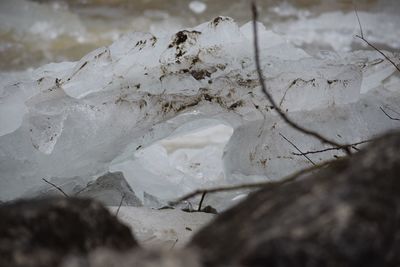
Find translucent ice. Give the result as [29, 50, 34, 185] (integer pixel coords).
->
[0, 17, 399, 206]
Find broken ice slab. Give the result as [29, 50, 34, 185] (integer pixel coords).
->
[23, 172, 142, 207]
[223, 87, 400, 180]
[76, 172, 142, 207]
[111, 123, 233, 206]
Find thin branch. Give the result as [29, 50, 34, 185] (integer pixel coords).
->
[380, 107, 400, 121]
[170, 238, 179, 250]
[386, 106, 400, 116]
[356, 35, 400, 73]
[251, 2, 351, 155]
[42, 178, 69, 197]
[292, 139, 373, 156]
[353, 2, 364, 39]
[198, 192, 207, 211]
[73, 186, 87, 196]
[116, 193, 126, 216]
[279, 133, 316, 166]
[353, 5, 400, 73]
[170, 159, 333, 205]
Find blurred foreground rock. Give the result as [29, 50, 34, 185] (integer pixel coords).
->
[62, 249, 201, 267]
[189, 131, 400, 266]
[0, 198, 137, 267]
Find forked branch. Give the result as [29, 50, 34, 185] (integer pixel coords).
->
[251, 3, 351, 155]
[380, 107, 400, 121]
[292, 139, 373, 156]
[354, 5, 400, 73]
[170, 160, 333, 205]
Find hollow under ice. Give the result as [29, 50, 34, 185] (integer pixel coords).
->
[0, 17, 399, 207]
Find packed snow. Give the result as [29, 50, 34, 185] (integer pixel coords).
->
[110, 206, 214, 248]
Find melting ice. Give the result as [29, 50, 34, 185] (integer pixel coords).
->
[0, 17, 399, 211]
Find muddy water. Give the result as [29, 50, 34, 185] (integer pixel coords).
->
[0, 0, 398, 71]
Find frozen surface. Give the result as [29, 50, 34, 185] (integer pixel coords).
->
[0, 17, 399, 207]
[109, 206, 214, 249]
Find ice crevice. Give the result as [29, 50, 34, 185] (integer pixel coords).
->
[0, 17, 399, 205]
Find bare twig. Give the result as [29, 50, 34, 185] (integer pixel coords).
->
[198, 192, 207, 211]
[42, 178, 69, 197]
[116, 193, 126, 216]
[279, 133, 316, 166]
[356, 35, 400, 73]
[353, 2, 364, 39]
[292, 139, 373, 156]
[251, 2, 351, 155]
[170, 238, 179, 250]
[380, 107, 400, 121]
[385, 106, 400, 116]
[73, 187, 86, 196]
[170, 159, 333, 205]
[354, 5, 400, 73]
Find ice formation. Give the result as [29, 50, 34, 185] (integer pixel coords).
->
[0, 17, 399, 207]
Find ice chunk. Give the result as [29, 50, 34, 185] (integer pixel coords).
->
[223, 87, 400, 180]
[111, 123, 233, 205]
[0, 17, 399, 205]
[0, 84, 28, 136]
[76, 172, 142, 207]
[21, 171, 142, 207]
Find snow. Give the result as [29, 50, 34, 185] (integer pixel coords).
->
[109, 206, 214, 249]
[0, 16, 399, 209]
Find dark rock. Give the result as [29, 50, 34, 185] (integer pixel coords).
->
[189, 132, 400, 267]
[0, 197, 137, 267]
[182, 205, 218, 214]
[201, 205, 218, 214]
[77, 172, 142, 207]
